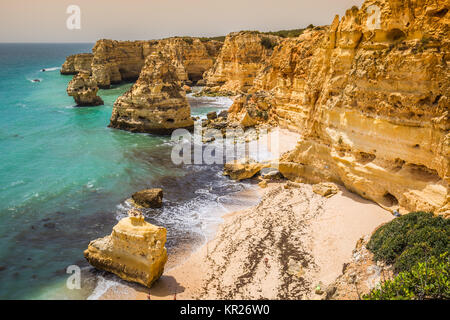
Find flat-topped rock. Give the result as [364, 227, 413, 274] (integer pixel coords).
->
[84, 216, 168, 288]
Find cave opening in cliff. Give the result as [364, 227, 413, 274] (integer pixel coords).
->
[386, 29, 406, 42]
[382, 192, 399, 207]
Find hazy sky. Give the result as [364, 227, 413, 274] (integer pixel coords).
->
[0, 0, 364, 42]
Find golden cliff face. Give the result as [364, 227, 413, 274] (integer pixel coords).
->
[63, 38, 223, 89]
[203, 31, 281, 94]
[84, 216, 168, 288]
[109, 52, 194, 134]
[150, 38, 223, 84]
[66, 72, 104, 106]
[60, 53, 93, 75]
[230, 0, 450, 215]
[91, 40, 148, 88]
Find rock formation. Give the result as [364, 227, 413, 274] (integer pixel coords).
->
[203, 31, 281, 94]
[109, 52, 194, 134]
[132, 188, 163, 208]
[223, 158, 270, 181]
[228, 0, 449, 215]
[60, 53, 93, 75]
[61, 38, 223, 89]
[84, 216, 168, 288]
[66, 72, 104, 106]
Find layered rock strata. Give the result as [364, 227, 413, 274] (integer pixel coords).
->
[66, 72, 104, 106]
[203, 31, 281, 94]
[109, 52, 194, 134]
[228, 0, 449, 215]
[60, 53, 93, 75]
[62, 38, 223, 89]
[84, 216, 168, 288]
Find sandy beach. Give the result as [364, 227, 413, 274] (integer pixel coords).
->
[97, 179, 393, 300]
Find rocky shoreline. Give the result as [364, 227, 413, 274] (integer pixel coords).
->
[59, 0, 448, 298]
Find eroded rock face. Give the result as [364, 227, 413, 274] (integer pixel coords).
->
[203, 31, 281, 94]
[109, 52, 194, 134]
[132, 188, 163, 208]
[223, 158, 270, 181]
[91, 40, 149, 89]
[60, 53, 93, 75]
[67, 72, 104, 106]
[229, 0, 450, 215]
[84, 216, 168, 288]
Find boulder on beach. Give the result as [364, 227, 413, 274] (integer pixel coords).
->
[224, 158, 270, 181]
[312, 182, 339, 198]
[132, 188, 163, 208]
[84, 216, 168, 288]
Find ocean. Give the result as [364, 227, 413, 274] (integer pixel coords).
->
[0, 43, 259, 299]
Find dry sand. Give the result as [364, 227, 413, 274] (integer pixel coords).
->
[96, 127, 392, 300]
[99, 181, 392, 300]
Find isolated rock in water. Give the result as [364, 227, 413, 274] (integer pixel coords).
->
[84, 216, 168, 288]
[132, 188, 163, 208]
[67, 72, 104, 106]
[60, 53, 93, 75]
[207, 111, 218, 120]
[312, 183, 339, 198]
[224, 159, 269, 181]
[109, 52, 194, 134]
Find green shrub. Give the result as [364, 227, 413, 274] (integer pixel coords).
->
[260, 37, 276, 50]
[367, 211, 449, 272]
[263, 28, 306, 38]
[364, 253, 450, 300]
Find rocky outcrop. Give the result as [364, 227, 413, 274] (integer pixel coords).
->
[67, 72, 104, 106]
[62, 38, 223, 89]
[84, 216, 168, 288]
[154, 38, 223, 84]
[132, 188, 163, 208]
[60, 53, 93, 75]
[223, 158, 270, 181]
[109, 52, 194, 134]
[327, 236, 394, 300]
[90, 40, 149, 89]
[203, 31, 281, 94]
[228, 0, 450, 215]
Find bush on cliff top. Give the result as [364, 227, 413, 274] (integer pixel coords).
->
[364, 253, 450, 300]
[367, 211, 449, 273]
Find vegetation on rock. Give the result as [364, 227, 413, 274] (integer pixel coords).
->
[364, 253, 449, 300]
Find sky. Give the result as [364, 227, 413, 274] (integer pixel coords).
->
[0, 0, 365, 42]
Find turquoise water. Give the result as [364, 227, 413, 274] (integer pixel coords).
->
[0, 44, 256, 299]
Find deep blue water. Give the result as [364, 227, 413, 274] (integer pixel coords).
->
[0, 43, 255, 299]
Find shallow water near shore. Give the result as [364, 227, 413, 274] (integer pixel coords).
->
[0, 44, 259, 299]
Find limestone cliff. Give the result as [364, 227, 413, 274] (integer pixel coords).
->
[229, 0, 450, 215]
[67, 72, 104, 106]
[90, 40, 148, 89]
[109, 52, 194, 134]
[84, 216, 168, 288]
[60, 53, 93, 75]
[62, 38, 223, 89]
[203, 31, 281, 94]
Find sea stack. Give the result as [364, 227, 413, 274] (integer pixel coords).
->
[109, 52, 194, 134]
[84, 216, 168, 288]
[67, 72, 104, 106]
